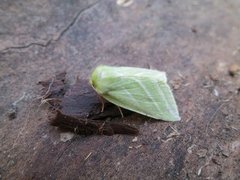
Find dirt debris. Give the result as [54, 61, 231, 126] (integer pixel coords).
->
[197, 149, 208, 158]
[132, 137, 138, 142]
[228, 64, 240, 77]
[60, 132, 74, 142]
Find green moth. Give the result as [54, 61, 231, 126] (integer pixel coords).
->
[90, 65, 180, 121]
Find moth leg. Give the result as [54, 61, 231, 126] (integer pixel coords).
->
[100, 99, 105, 112]
[117, 106, 124, 118]
[97, 95, 105, 112]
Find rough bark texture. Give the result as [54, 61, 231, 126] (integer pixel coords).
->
[0, 0, 240, 179]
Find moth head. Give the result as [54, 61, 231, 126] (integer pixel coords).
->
[90, 65, 105, 88]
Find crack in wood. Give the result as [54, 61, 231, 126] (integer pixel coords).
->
[0, 1, 100, 53]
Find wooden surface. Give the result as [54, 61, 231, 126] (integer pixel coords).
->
[0, 0, 240, 179]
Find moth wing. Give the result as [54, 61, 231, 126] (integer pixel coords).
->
[108, 66, 167, 82]
[102, 76, 180, 121]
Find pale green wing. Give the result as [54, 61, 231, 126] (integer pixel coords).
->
[90, 65, 166, 94]
[105, 66, 167, 82]
[101, 76, 180, 121]
[90, 65, 180, 121]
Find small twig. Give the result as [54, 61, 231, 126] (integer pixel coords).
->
[12, 92, 26, 106]
[161, 138, 173, 143]
[177, 71, 184, 79]
[38, 98, 60, 108]
[169, 125, 179, 133]
[84, 152, 92, 161]
[206, 103, 225, 134]
[206, 95, 234, 134]
[220, 95, 234, 102]
[42, 78, 55, 99]
[197, 154, 213, 176]
[187, 144, 197, 154]
[206, 94, 235, 134]
[197, 163, 208, 176]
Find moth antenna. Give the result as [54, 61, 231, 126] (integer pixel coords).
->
[117, 106, 124, 118]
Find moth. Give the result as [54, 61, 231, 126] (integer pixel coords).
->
[90, 65, 180, 121]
